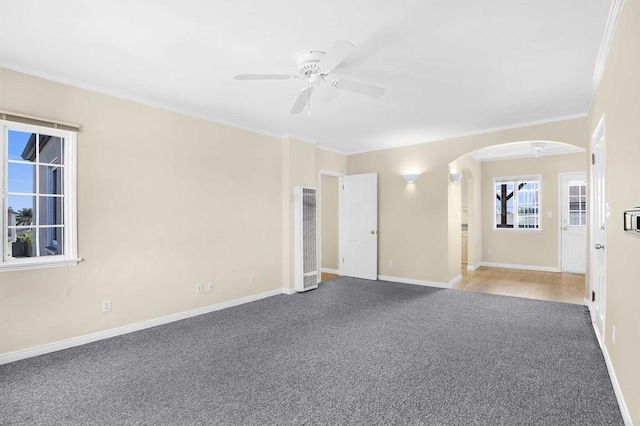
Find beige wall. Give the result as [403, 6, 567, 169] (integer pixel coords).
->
[481, 153, 586, 268]
[320, 175, 339, 270]
[347, 117, 589, 284]
[588, 0, 640, 421]
[0, 68, 285, 354]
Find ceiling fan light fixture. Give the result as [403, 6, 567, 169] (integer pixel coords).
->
[531, 142, 546, 158]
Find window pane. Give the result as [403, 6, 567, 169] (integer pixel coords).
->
[39, 135, 64, 165]
[9, 228, 36, 258]
[8, 131, 36, 162]
[495, 182, 515, 228]
[39, 165, 64, 195]
[518, 181, 539, 229]
[7, 163, 35, 194]
[7, 196, 35, 226]
[569, 212, 581, 225]
[38, 196, 64, 226]
[569, 185, 579, 196]
[39, 227, 63, 256]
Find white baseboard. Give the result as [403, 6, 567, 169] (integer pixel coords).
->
[449, 274, 462, 286]
[480, 261, 560, 273]
[281, 287, 296, 295]
[378, 275, 450, 289]
[0, 288, 286, 365]
[590, 321, 632, 425]
[467, 264, 480, 271]
[321, 267, 340, 274]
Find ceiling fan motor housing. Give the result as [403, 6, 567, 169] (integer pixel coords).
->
[297, 51, 326, 76]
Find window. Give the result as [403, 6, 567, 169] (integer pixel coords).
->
[568, 181, 587, 226]
[494, 176, 541, 230]
[1, 120, 78, 271]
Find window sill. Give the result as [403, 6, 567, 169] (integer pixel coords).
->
[492, 228, 543, 233]
[0, 258, 82, 273]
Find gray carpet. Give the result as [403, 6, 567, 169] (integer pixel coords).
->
[0, 277, 623, 425]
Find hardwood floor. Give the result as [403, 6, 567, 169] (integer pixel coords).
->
[323, 268, 584, 305]
[321, 272, 340, 282]
[452, 266, 586, 305]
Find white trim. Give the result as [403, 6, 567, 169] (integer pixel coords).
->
[321, 267, 340, 274]
[0, 288, 286, 365]
[315, 144, 349, 155]
[346, 113, 587, 155]
[0, 258, 81, 272]
[589, 321, 633, 425]
[449, 274, 462, 286]
[584, 0, 625, 113]
[480, 261, 560, 273]
[467, 264, 481, 271]
[281, 134, 316, 145]
[378, 275, 451, 289]
[281, 287, 297, 295]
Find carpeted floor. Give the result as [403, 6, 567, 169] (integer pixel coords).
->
[0, 277, 623, 425]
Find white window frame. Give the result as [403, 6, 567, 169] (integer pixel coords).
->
[493, 175, 543, 232]
[0, 120, 80, 272]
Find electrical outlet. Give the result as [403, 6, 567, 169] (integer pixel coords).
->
[388, 260, 393, 268]
[207, 282, 214, 292]
[249, 274, 256, 284]
[196, 283, 203, 294]
[487, 249, 493, 256]
[612, 325, 616, 344]
[102, 300, 111, 313]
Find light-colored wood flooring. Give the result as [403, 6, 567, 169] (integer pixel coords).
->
[321, 272, 340, 282]
[452, 266, 586, 304]
[322, 268, 585, 304]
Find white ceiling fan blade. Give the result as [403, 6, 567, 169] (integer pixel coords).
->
[290, 87, 314, 114]
[332, 79, 386, 97]
[234, 74, 298, 80]
[318, 40, 355, 72]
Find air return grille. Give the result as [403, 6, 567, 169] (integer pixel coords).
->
[294, 187, 318, 292]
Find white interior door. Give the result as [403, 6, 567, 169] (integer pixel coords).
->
[340, 173, 377, 280]
[590, 117, 607, 339]
[560, 173, 587, 273]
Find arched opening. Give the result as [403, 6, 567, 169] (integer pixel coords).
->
[449, 140, 587, 304]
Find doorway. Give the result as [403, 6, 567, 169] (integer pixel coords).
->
[559, 172, 587, 273]
[319, 171, 342, 282]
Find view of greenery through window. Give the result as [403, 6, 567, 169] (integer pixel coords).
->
[6, 130, 65, 258]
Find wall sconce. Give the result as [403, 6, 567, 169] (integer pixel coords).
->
[450, 173, 463, 183]
[402, 173, 420, 184]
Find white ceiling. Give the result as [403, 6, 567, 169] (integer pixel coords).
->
[0, 0, 612, 154]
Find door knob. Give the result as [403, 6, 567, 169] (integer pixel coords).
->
[562, 226, 568, 231]
[595, 243, 605, 250]
[371, 230, 377, 234]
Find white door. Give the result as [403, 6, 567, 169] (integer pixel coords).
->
[560, 173, 587, 273]
[590, 117, 607, 339]
[340, 173, 377, 280]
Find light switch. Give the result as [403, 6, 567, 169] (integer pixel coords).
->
[547, 211, 552, 218]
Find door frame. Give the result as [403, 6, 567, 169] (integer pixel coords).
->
[589, 115, 607, 339]
[318, 170, 344, 282]
[557, 171, 587, 273]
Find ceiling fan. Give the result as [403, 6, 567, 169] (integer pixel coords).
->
[234, 40, 386, 114]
